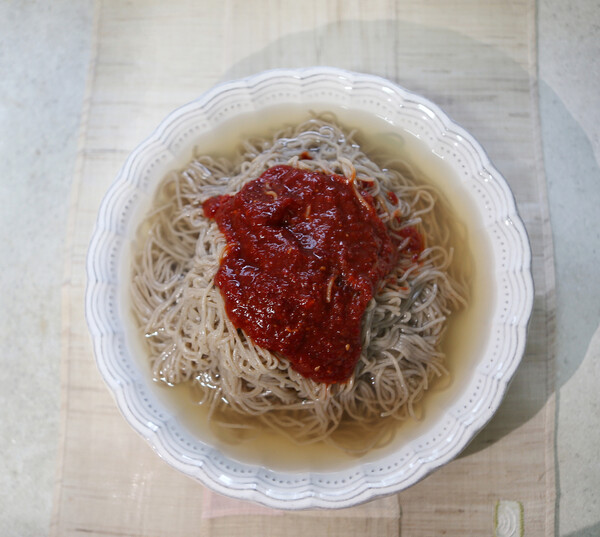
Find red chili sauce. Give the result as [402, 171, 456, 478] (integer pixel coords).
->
[203, 165, 421, 384]
[397, 226, 424, 261]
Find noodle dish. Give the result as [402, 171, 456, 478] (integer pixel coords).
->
[86, 68, 533, 508]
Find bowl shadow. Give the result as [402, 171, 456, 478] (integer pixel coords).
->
[217, 18, 558, 457]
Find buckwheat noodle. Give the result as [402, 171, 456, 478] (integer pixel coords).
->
[131, 115, 467, 453]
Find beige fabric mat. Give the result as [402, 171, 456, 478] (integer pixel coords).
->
[51, 0, 556, 535]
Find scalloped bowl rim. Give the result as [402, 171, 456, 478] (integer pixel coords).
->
[85, 67, 533, 509]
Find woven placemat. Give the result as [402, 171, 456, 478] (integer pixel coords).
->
[51, 1, 555, 535]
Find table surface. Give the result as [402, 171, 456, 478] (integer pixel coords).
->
[0, 1, 598, 536]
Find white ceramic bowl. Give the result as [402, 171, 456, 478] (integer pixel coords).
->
[86, 67, 533, 509]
